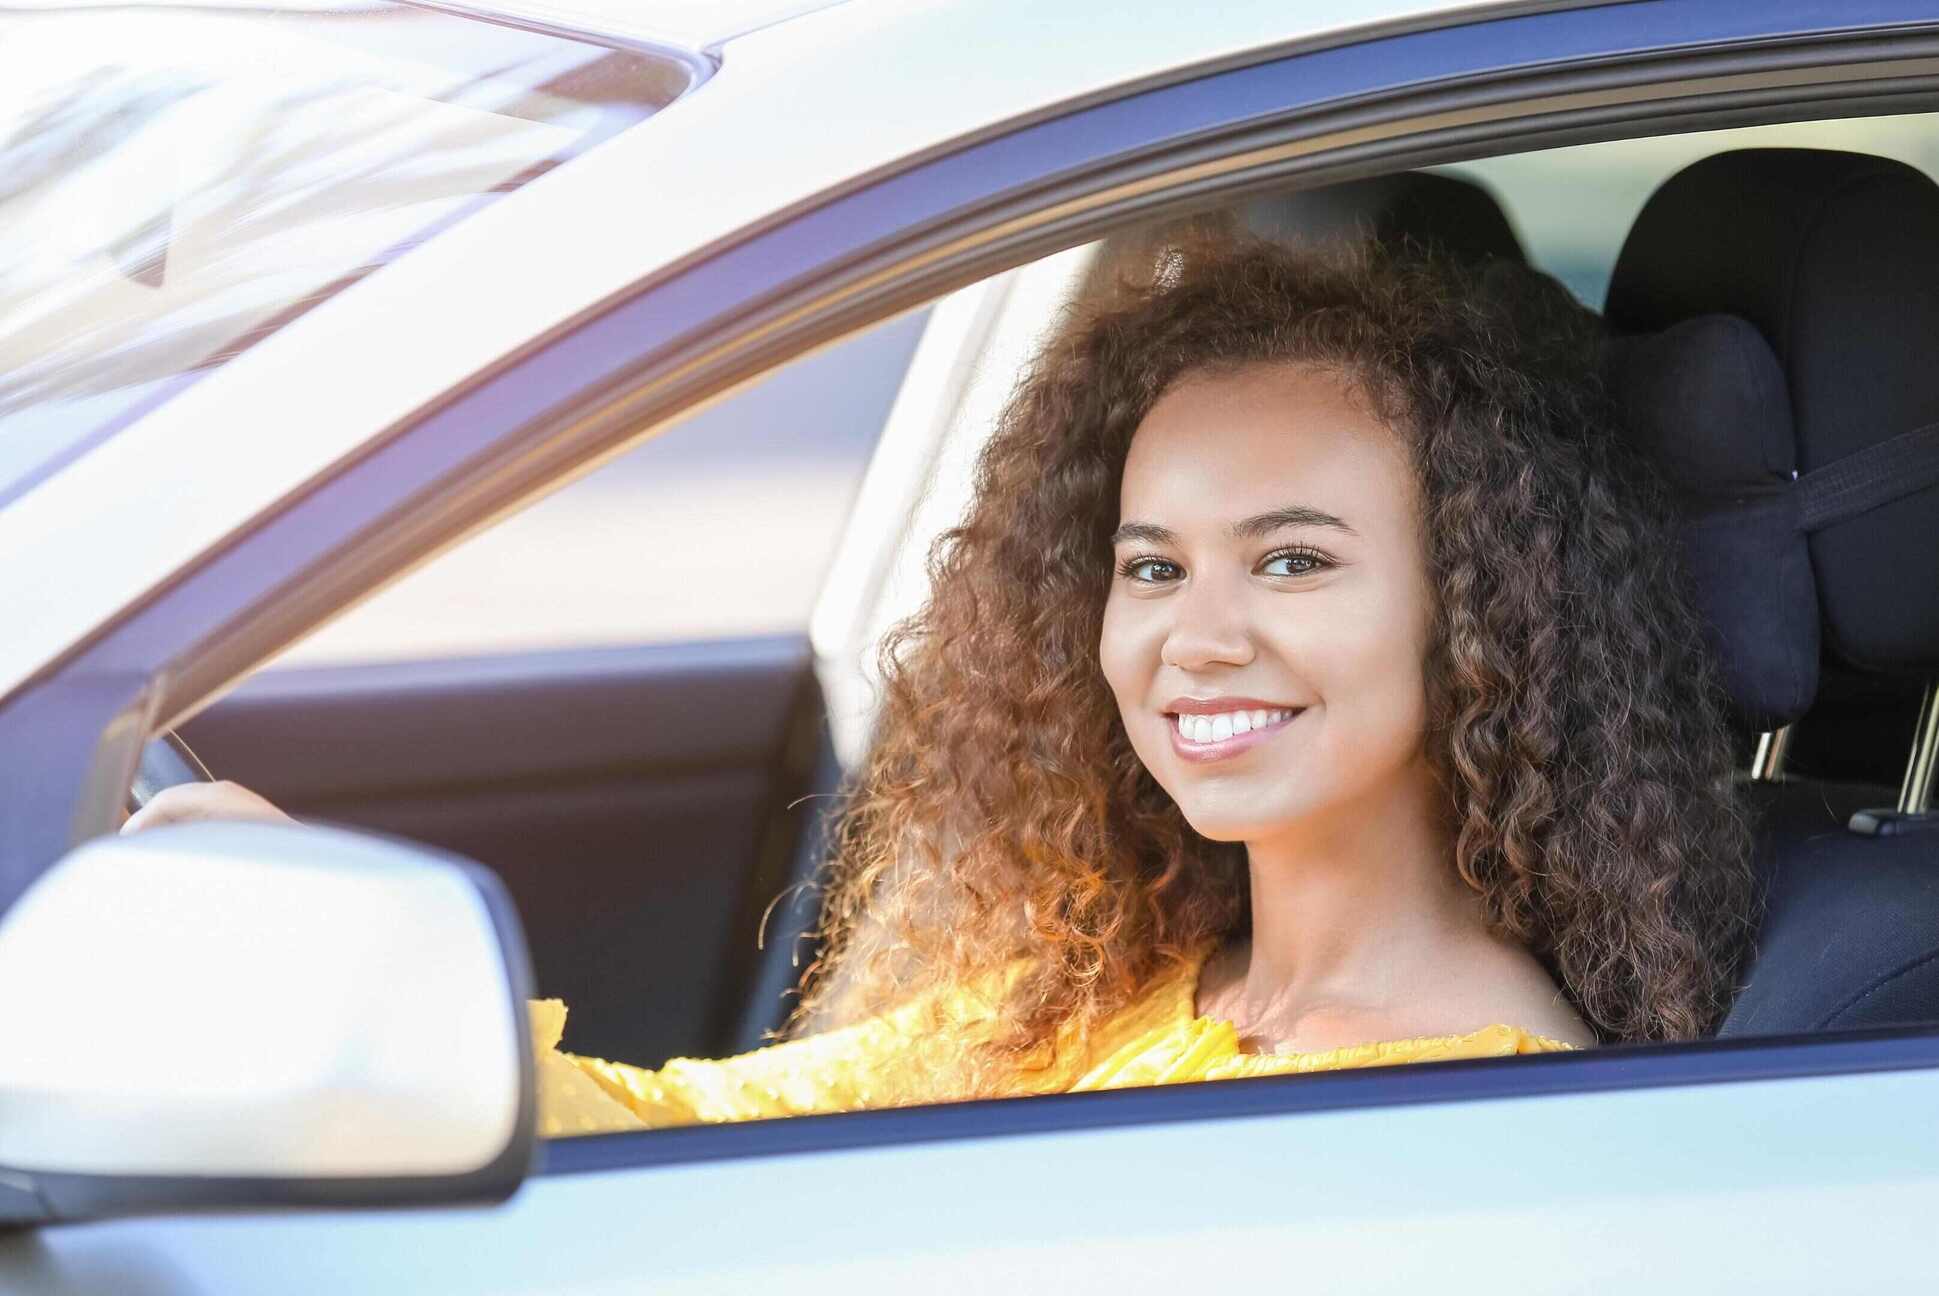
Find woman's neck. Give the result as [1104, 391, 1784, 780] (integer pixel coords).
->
[1212, 763, 1501, 1046]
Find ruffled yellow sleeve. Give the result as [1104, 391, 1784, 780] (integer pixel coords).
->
[528, 990, 1002, 1135]
[529, 999, 646, 1137]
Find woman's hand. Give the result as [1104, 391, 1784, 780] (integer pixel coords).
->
[121, 780, 296, 835]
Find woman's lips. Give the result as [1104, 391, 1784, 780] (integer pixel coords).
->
[1164, 706, 1304, 764]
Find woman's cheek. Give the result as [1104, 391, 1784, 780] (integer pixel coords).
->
[1097, 599, 1155, 733]
[1324, 604, 1433, 772]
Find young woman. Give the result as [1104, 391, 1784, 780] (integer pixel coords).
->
[133, 235, 1758, 1135]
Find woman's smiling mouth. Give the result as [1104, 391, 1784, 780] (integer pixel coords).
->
[1164, 700, 1304, 763]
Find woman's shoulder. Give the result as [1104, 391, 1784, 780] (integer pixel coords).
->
[1427, 933, 1598, 1049]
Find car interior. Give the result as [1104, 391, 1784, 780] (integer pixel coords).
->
[174, 114, 1939, 1088]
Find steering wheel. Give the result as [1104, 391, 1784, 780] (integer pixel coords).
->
[128, 729, 215, 815]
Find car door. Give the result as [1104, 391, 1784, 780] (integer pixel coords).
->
[8, 0, 1939, 1291]
[173, 310, 928, 1069]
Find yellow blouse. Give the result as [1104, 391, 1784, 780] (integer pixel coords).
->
[532, 947, 1574, 1137]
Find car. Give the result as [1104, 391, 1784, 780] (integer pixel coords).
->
[3, 0, 1938, 1289]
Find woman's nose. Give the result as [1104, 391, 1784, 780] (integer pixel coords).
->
[1158, 578, 1255, 671]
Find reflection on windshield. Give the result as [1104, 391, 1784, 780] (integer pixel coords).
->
[0, 2, 689, 500]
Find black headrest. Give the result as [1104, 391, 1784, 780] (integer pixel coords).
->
[1605, 316, 1816, 729]
[1240, 171, 1526, 266]
[1607, 148, 1939, 677]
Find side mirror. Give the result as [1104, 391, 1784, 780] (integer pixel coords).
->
[0, 822, 535, 1225]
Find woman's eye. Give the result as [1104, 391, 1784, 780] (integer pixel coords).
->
[1118, 556, 1183, 584]
[1260, 549, 1328, 577]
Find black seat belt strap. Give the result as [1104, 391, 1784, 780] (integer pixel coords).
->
[1795, 422, 1939, 533]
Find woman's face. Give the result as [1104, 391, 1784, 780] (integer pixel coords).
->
[1099, 362, 1437, 844]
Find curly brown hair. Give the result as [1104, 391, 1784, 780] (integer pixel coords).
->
[793, 232, 1756, 1090]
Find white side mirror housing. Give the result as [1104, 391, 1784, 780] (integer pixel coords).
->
[0, 822, 534, 1224]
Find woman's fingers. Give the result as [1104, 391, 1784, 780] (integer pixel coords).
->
[121, 780, 295, 836]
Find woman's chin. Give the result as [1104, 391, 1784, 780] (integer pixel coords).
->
[1171, 785, 1336, 844]
[1175, 806, 1280, 844]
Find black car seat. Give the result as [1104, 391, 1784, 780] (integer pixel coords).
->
[1603, 148, 1939, 1034]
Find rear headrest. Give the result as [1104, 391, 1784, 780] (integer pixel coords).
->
[1606, 316, 1816, 729]
[1238, 171, 1526, 265]
[1607, 148, 1939, 677]
[1081, 172, 1525, 322]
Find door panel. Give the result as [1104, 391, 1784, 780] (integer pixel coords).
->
[179, 635, 821, 1067]
[14, 1065, 1939, 1293]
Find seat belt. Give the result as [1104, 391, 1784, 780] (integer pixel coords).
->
[1794, 422, 1939, 533]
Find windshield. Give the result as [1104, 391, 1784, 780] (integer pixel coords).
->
[0, 1, 693, 504]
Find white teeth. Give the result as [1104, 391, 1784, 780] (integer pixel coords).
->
[1174, 708, 1298, 743]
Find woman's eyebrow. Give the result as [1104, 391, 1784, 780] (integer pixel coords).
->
[1230, 504, 1357, 539]
[1109, 506, 1357, 548]
[1109, 521, 1176, 547]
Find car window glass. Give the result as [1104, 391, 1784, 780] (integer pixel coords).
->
[269, 308, 930, 666]
[0, 1, 689, 505]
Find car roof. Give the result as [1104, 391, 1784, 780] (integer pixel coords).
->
[0, 0, 1512, 706]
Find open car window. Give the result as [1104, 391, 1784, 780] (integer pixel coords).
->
[225, 106, 1939, 1138]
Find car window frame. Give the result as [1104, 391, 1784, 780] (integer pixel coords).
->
[8, 0, 1939, 1168]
